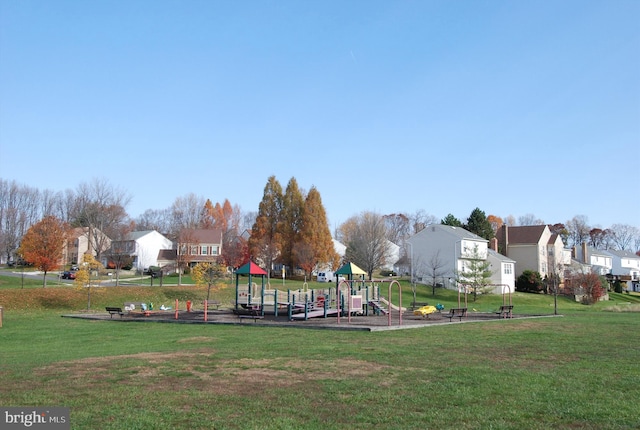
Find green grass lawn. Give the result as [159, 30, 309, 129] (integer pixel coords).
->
[1, 276, 639, 429]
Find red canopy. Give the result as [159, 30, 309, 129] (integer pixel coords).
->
[235, 261, 267, 276]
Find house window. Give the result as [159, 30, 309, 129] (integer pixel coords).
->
[504, 264, 512, 275]
[212, 246, 219, 255]
[190, 246, 198, 255]
[541, 262, 547, 274]
[201, 246, 208, 255]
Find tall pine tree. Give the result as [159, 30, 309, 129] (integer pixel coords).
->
[465, 208, 494, 240]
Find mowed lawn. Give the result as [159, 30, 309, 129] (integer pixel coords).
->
[0, 277, 639, 429]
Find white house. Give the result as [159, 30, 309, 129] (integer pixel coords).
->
[123, 230, 173, 272]
[573, 243, 613, 276]
[406, 224, 511, 292]
[604, 249, 640, 292]
[487, 249, 516, 294]
[383, 240, 400, 272]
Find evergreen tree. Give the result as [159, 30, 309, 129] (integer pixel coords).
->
[456, 244, 493, 302]
[441, 213, 462, 227]
[465, 207, 494, 240]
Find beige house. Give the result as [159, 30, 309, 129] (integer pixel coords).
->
[63, 227, 111, 266]
[496, 225, 570, 279]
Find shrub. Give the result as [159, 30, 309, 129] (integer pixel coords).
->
[516, 270, 544, 293]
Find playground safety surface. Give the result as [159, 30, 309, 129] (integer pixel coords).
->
[63, 309, 556, 332]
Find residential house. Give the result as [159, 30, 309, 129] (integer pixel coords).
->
[604, 249, 640, 292]
[63, 227, 111, 266]
[496, 225, 570, 279]
[383, 240, 400, 272]
[573, 243, 613, 276]
[111, 230, 173, 272]
[406, 224, 513, 293]
[487, 249, 516, 294]
[176, 228, 224, 268]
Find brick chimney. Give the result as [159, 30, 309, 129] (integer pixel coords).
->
[582, 242, 588, 264]
[489, 237, 498, 252]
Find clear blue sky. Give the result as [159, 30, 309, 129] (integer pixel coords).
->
[1, 0, 638, 230]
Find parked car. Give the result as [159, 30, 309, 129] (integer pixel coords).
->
[61, 271, 76, 280]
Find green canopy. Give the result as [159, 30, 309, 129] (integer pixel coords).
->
[235, 261, 267, 275]
[335, 262, 367, 276]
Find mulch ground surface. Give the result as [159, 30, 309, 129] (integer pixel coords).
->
[63, 308, 555, 332]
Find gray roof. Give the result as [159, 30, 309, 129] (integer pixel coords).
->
[604, 249, 640, 259]
[488, 249, 515, 263]
[436, 224, 487, 242]
[126, 230, 157, 241]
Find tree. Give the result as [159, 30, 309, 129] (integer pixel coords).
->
[516, 270, 544, 293]
[294, 186, 338, 278]
[441, 214, 462, 227]
[609, 224, 639, 251]
[487, 215, 503, 237]
[425, 250, 448, 296]
[199, 199, 217, 229]
[565, 272, 604, 304]
[192, 261, 227, 301]
[106, 221, 135, 286]
[168, 193, 206, 240]
[134, 208, 172, 235]
[0, 179, 43, 264]
[342, 212, 390, 280]
[456, 244, 492, 302]
[74, 253, 104, 310]
[248, 176, 283, 280]
[566, 215, 590, 247]
[73, 178, 132, 261]
[465, 208, 494, 240]
[175, 228, 200, 285]
[549, 223, 569, 246]
[589, 228, 612, 250]
[408, 210, 437, 234]
[383, 213, 410, 248]
[518, 214, 544, 226]
[18, 216, 69, 287]
[279, 178, 305, 274]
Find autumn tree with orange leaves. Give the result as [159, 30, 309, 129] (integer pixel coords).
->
[18, 216, 69, 287]
[294, 186, 339, 278]
[249, 176, 283, 279]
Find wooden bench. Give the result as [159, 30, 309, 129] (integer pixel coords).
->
[237, 309, 264, 322]
[496, 305, 514, 318]
[105, 307, 124, 318]
[203, 300, 221, 310]
[443, 307, 467, 322]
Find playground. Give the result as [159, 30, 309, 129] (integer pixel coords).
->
[67, 261, 537, 331]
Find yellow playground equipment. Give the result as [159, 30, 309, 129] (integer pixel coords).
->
[413, 305, 437, 318]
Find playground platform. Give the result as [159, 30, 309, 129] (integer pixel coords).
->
[62, 308, 556, 332]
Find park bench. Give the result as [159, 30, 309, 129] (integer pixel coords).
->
[237, 309, 264, 322]
[105, 307, 125, 318]
[202, 300, 221, 310]
[496, 305, 514, 319]
[443, 307, 467, 322]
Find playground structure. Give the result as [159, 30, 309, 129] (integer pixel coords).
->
[232, 260, 407, 327]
